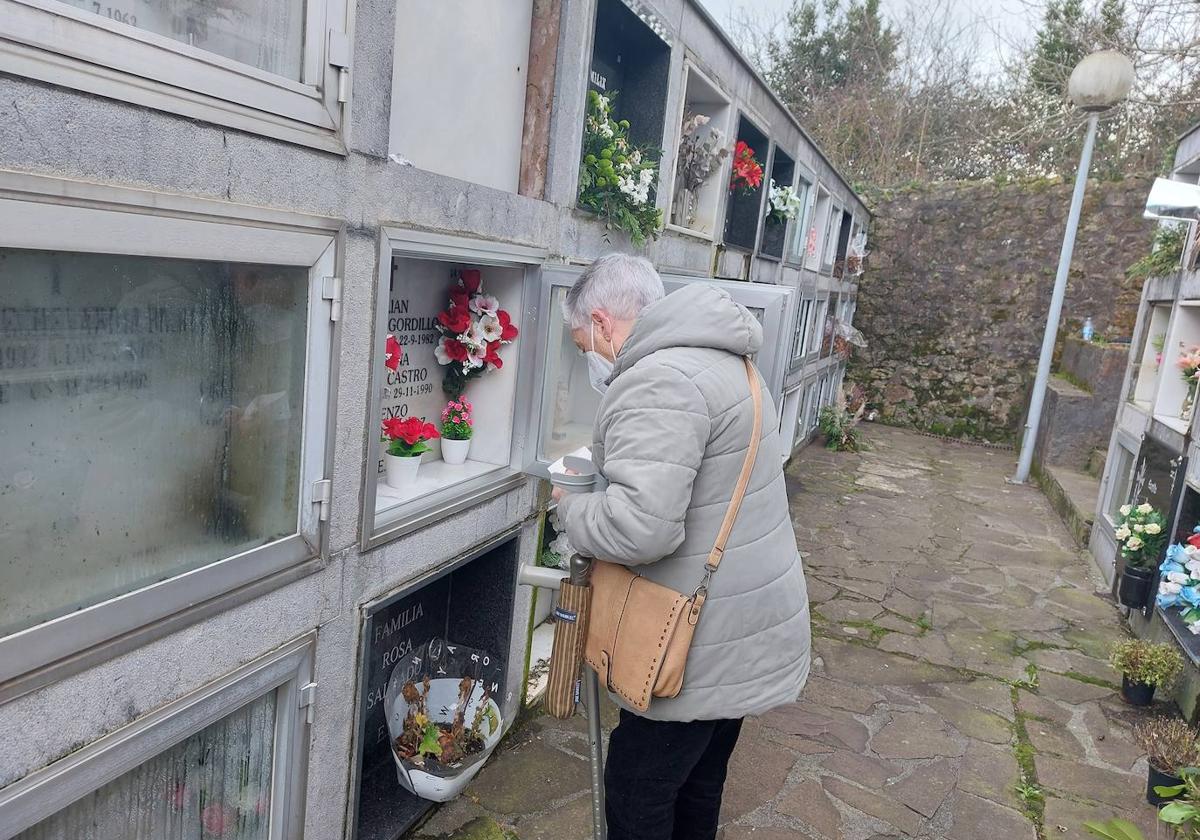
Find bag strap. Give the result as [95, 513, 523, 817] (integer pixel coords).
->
[695, 357, 762, 596]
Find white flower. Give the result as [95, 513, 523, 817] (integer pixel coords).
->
[470, 294, 499, 316]
[479, 313, 503, 343]
[1189, 621, 1200, 636]
[1168, 572, 1190, 585]
[1186, 545, 1200, 558]
[1114, 526, 1131, 540]
[1133, 524, 1145, 533]
[1186, 559, 1200, 576]
[435, 341, 453, 365]
[1145, 523, 1162, 535]
[1162, 581, 1184, 595]
[598, 121, 614, 139]
[1119, 504, 1133, 517]
[1126, 536, 1144, 551]
[1138, 503, 1154, 514]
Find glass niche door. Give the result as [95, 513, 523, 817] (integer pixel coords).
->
[659, 274, 794, 403]
[524, 265, 602, 478]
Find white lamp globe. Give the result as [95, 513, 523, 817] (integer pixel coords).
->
[1068, 50, 1135, 111]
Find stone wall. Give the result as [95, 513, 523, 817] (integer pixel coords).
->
[849, 176, 1155, 442]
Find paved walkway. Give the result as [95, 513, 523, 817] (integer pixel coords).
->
[414, 426, 1158, 840]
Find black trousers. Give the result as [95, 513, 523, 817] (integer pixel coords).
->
[604, 708, 744, 840]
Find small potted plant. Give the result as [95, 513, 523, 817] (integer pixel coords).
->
[1110, 639, 1184, 706]
[381, 416, 439, 489]
[1136, 717, 1200, 806]
[1115, 502, 1169, 608]
[439, 398, 473, 465]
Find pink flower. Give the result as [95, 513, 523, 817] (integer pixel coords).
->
[166, 782, 189, 812]
[201, 803, 234, 836]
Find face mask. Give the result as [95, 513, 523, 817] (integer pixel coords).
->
[586, 322, 615, 395]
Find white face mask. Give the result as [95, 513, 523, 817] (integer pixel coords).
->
[586, 322, 615, 395]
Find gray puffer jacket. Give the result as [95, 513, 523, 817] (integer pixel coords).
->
[558, 283, 811, 722]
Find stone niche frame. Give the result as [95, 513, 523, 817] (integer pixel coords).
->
[347, 531, 520, 840]
[580, 0, 673, 211]
[666, 61, 733, 241]
[760, 146, 796, 260]
[362, 229, 547, 551]
[723, 115, 770, 252]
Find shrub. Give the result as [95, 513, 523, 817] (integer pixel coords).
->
[1136, 717, 1200, 774]
[1110, 639, 1185, 688]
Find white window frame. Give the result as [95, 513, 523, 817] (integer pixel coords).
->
[822, 202, 843, 274]
[0, 171, 339, 695]
[0, 634, 315, 839]
[807, 295, 829, 357]
[785, 167, 815, 266]
[790, 293, 814, 368]
[361, 228, 546, 551]
[804, 184, 831, 272]
[0, 0, 350, 152]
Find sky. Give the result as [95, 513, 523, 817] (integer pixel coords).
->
[696, 0, 1042, 77]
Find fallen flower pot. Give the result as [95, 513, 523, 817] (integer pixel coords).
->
[1121, 675, 1156, 707]
[1118, 566, 1157, 609]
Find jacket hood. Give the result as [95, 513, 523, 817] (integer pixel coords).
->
[611, 284, 763, 379]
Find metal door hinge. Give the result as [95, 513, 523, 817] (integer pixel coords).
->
[321, 275, 343, 322]
[299, 681, 318, 725]
[327, 30, 351, 103]
[312, 478, 332, 522]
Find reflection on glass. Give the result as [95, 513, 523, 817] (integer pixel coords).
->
[18, 691, 277, 840]
[786, 180, 812, 263]
[1106, 446, 1136, 522]
[793, 299, 812, 361]
[54, 0, 305, 80]
[0, 249, 308, 637]
[539, 287, 602, 462]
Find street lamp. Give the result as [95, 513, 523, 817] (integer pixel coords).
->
[1012, 50, 1136, 484]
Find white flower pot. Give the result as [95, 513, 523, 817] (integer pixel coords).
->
[384, 453, 421, 489]
[441, 437, 472, 465]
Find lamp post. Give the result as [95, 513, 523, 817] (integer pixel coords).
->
[1012, 50, 1136, 484]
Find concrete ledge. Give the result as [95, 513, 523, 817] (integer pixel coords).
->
[1033, 461, 1098, 548]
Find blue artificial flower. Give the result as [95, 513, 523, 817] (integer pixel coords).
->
[1158, 590, 1181, 609]
[1193, 525, 1200, 534]
[1181, 585, 1200, 607]
[1161, 560, 1186, 576]
[1167, 544, 1189, 564]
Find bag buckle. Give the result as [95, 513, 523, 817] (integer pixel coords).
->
[693, 562, 718, 599]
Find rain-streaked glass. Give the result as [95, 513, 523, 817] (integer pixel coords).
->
[54, 0, 306, 80]
[0, 249, 308, 637]
[539, 286, 602, 462]
[17, 691, 277, 840]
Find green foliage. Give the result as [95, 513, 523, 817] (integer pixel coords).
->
[1083, 819, 1145, 840]
[765, 0, 898, 109]
[818, 404, 866, 452]
[1015, 780, 1045, 804]
[1110, 639, 1184, 688]
[1158, 770, 1200, 839]
[577, 90, 662, 247]
[1127, 225, 1187, 282]
[1028, 0, 1089, 95]
[1015, 662, 1040, 690]
[417, 722, 443, 758]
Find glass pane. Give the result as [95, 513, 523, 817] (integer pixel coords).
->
[54, 0, 306, 80]
[539, 286, 602, 462]
[786, 180, 811, 262]
[18, 690, 277, 840]
[1106, 447, 1136, 521]
[0, 249, 308, 637]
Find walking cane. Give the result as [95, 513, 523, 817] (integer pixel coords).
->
[518, 462, 607, 840]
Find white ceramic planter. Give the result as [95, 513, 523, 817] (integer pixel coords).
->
[384, 453, 421, 489]
[388, 678, 504, 802]
[441, 437, 471, 465]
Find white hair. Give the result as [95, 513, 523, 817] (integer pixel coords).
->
[562, 252, 665, 329]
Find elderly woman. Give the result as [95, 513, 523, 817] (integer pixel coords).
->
[553, 253, 811, 840]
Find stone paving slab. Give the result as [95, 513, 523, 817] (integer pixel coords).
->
[408, 427, 1162, 840]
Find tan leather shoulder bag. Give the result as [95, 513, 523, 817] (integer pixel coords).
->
[583, 356, 763, 712]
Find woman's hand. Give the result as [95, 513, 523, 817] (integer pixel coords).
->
[550, 468, 579, 505]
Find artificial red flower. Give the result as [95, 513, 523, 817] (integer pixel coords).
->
[497, 309, 519, 342]
[382, 416, 438, 444]
[1188, 533, 1200, 550]
[730, 140, 763, 192]
[484, 340, 504, 369]
[441, 337, 470, 362]
[459, 269, 482, 295]
[385, 334, 402, 371]
[449, 288, 470, 310]
[437, 305, 472, 334]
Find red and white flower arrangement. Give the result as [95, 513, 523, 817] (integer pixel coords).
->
[434, 269, 519, 397]
[729, 140, 763, 194]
